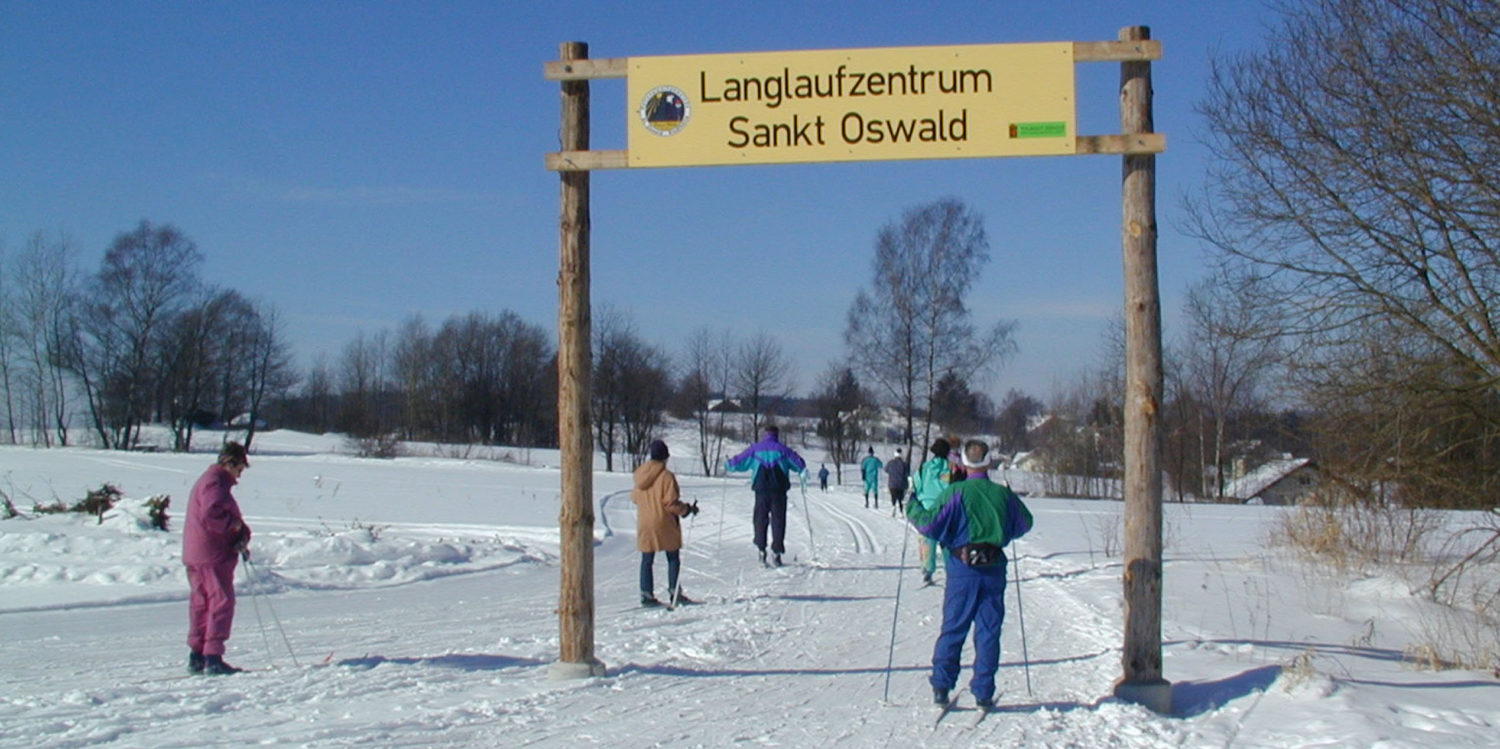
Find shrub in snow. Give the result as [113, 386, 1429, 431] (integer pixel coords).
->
[74, 484, 122, 524]
[145, 495, 170, 531]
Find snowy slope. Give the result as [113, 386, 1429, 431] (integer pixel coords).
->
[0, 433, 1495, 747]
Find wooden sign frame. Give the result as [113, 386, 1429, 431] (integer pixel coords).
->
[543, 29, 1171, 714]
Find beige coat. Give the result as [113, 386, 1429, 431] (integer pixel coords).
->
[632, 460, 690, 552]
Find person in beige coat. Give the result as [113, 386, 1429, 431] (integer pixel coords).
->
[633, 439, 699, 607]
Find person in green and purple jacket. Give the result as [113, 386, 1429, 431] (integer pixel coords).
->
[726, 425, 806, 567]
[906, 438, 1033, 710]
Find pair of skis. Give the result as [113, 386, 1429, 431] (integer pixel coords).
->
[933, 696, 998, 729]
[641, 587, 698, 611]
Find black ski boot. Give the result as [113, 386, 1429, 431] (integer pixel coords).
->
[203, 655, 243, 675]
[188, 651, 205, 674]
[758, 549, 767, 566]
[976, 697, 995, 711]
[933, 688, 950, 706]
[641, 594, 663, 608]
[773, 553, 784, 567]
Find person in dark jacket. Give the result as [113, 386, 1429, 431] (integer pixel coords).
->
[818, 464, 830, 492]
[725, 425, 806, 567]
[885, 448, 909, 514]
[633, 439, 699, 607]
[906, 439, 1033, 709]
[183, 442, 253, 675]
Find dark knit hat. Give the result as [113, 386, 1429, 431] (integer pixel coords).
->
[648, 439, 669, 461]
[929, 438, 950, 459]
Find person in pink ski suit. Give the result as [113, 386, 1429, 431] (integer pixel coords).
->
[183, 442, 252, 674]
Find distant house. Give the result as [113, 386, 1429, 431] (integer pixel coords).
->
[229, 413, 269, 429]
[1223, 457, 1320, 505]
[706, 398, 742, 413]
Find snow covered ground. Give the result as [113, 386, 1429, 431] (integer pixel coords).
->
[1, 430, 1495, 747]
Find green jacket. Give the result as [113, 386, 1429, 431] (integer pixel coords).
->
[911, 456, 952, 511]
[906, 473, 1033, 550]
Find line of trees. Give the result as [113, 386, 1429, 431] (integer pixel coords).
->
[0, 222, 294, 453]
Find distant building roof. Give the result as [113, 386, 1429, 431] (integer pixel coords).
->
[1224, 457, 1314, 501]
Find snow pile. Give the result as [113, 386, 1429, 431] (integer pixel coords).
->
[0, 495, 553, 612]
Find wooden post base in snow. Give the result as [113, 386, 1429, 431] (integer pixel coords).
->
[547, 658, 607, 681]
[1114, 677, 1173, 715]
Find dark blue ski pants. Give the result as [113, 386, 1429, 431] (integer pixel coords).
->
[930, 555, 1008, 702]
[753, 490, 788, 554]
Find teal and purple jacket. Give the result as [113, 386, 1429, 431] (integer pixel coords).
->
[906, 470, 1032, 552]
[726, 431, 807, 492]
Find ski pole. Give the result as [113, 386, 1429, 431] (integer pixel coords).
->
[1010, 540, 1032, 696]
[882, 518, 913, 703]
[672, 502, 694, 608]
[798, 475, 814, 560]
[245, 558, 301, 667]
[717, 481, 727, 550]
[243, 559, 275, 664]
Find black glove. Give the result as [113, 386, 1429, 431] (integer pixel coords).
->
[686, 501, 700, 517]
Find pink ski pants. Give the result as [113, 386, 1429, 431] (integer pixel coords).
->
[186, 561, 238, 656]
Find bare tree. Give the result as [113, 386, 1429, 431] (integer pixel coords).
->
[12, 233, 79, 446]
[302, 354, 337, 435]
[236, 302, 296, 451]
[812, 364, 870, 484]
[338, 330, 390, 441]
[732, 330, 792, 437]
[995, 389, 1044, 455]
[1191, 0, 1500, 509]
[392, 315, 436, 440]
[619, 340, 672, 470]
[592, 308, 671, 471]
[1178, 270, 1282, 499]
[158, 288, 251, 452]
[70, 221, 203, 449]
[844, 197, 1017, 460]
[0, 241, 16, 444]
[680, 327, 736, 476]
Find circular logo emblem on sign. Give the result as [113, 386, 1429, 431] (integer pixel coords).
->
[639, 86, 690, 136]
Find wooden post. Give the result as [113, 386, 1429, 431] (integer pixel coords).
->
[549, 40, 605, 680]
[1113, 25, 1171, 714]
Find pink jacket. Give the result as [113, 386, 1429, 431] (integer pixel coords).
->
[182, 464, 250, 566]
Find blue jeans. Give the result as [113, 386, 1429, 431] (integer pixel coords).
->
[930, 554, 1008, 702]
[639, 550, 680, 597]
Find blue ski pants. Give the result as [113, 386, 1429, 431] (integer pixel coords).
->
[930, 554, 1008, 702]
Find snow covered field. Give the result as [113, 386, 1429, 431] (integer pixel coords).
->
[1, 431, 1495, 747]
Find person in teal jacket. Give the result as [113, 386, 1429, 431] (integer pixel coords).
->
[860, 447, 883, 508]
[910, 437, 953, 585]
[906, 438, 1033, 709]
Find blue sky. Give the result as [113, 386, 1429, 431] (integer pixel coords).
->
[2, 1, 1276, 402]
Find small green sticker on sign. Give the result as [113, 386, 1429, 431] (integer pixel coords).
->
[1010, 121, 1067, 139]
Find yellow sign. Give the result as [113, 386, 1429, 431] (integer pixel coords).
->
[627, 43, 1076, 168]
